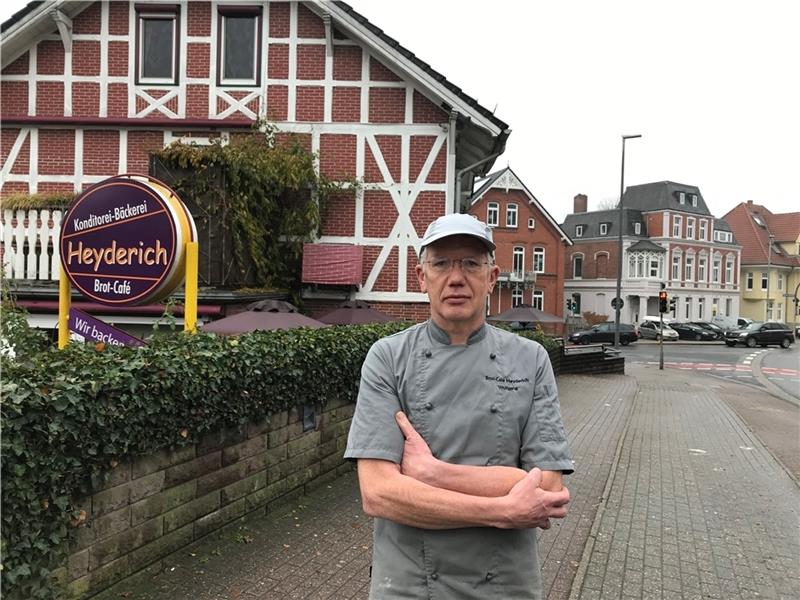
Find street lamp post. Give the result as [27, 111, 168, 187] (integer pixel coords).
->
[614, 134, 642, 348]
[765, 233, 774, 321]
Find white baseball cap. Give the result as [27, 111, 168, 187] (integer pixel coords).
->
[420, 213, 496, 252]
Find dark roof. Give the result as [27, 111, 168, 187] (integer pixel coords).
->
[714, 218, 732, 232]
[468, 167, 572, 245]
[334, 2, 508, 133]
[561, 208, 645, 239]
[469, 170, 506, 201]
[627, 239, 666, 253]
[0, 1, 42, 33]
[623, 181, 712, 216]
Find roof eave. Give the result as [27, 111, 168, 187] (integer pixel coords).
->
[314, 1, 507, 138]
[2, 1, 94, 68]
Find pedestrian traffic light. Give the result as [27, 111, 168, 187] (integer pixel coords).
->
[668, 297, 677, 312]
[659, 291, 668, 313]
[566, 298, 572, 312]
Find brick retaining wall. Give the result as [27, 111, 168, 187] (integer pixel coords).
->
[58, 399, 355, 598]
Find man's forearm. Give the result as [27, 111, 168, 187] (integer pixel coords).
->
[423, 461, 563, 497]
[358, 459, 569, 531]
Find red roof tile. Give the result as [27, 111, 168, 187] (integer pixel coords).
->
[722, 202, 800, 267]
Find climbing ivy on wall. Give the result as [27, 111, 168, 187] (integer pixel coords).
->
[154, 122, 349, 291]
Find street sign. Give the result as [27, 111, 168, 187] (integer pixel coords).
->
[611, 297, 624, 309]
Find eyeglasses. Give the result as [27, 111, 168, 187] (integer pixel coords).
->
[424, 257, 490, 275]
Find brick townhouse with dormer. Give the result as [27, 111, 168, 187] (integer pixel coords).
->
[1, 0, 509, 328]
[561, 182, 742, 325]
[468, 167, 572, 322]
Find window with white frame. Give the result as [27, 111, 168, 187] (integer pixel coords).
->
[629, 251, 662, 279]
[649, 256, 660, 278]
[725, 257, 734, 284]
[685, 297, 692, 319]
[712, 255, 721, 283]
[712, 297, 719, 316]
[698, 254, 707, 282]
[506, 203, 518, 227]
[600, 223, 608, 236]
[136, 6, 180, 85]
[746, 272, 753, 290]
[777, 273, 784, 291]
[528, 217, 535, 229]
[672, 252, 681, 280]
[512, 246, 524, 277]
[699, 219, 707, 240]
[533, 247, 545, 273]
[691, 194, 698, 207]
[777, 302, 783, 320]
[573, 255, 583, 278]
[685, 254, 695, 281]
[512, 287, 523, 307]
[218, 7, 262, 86]
[761, 271, 768, 290]
[673, 215, 682, 238]
[725, 298, 733, 316]
[714, 230, 732, 243]
[487, 202, 499, 227]
[698, 297, 705, 319]
[686, 217, 695, 239]
[672, 296, 679, 318]
[634, 222, 641, 235]
[532, 290, 544, 310]
[575, 225, 584, 237]
[766, 300, 774, 320]
[679, 192, 686, 205]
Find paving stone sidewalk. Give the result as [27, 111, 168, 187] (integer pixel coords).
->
[92, 366, 800, 600]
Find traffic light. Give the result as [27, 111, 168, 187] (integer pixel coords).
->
[566, 298, 572, 313]
[659, 291, 668, 313]
[571, 294, 579, 313]
[668, 297, 677, 312]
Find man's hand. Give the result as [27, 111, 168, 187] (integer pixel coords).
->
[497, 467, 570, 530]
[395, 412, 439, 485]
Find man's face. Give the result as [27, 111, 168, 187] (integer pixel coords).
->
[416, 235, 499, 332]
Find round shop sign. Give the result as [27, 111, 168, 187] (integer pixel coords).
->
[60, 174, 196, 306]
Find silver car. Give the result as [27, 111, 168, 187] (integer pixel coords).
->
[638, 321, 679, 341]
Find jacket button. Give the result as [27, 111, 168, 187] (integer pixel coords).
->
[431, 572, 438, 580]
[490, 405, 498, 413]
[425, 402, 433, 410]
[425, 350, 432, 358]
[490, 352, 496, 359]
[486, 572, 494, 581]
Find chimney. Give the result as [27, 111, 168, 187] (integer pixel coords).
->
[574, 194, 588, 213]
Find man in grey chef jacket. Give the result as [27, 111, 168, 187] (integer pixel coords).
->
[345, 213, 573, 600]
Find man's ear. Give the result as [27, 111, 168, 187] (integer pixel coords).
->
[416, 264, 427, 293]
[488, 264, 500, 293]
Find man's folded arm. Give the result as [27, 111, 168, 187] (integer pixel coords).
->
[356, 458, 569, 531]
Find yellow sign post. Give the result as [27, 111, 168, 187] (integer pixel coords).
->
[184, 241, 198, 333]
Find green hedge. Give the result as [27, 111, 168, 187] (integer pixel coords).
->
[0, 319, 556, 599]
[0, 323, 410, 599]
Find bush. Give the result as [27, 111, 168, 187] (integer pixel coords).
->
[0, 322, 409, 599]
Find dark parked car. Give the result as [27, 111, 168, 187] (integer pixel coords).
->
[670, 322, 718, 341]
[691, 321, 725, 339]
[724, 322, 794, 348]
[569, 322, 638, 345]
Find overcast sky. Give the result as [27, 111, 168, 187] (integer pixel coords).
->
[3, 1, 798, 222]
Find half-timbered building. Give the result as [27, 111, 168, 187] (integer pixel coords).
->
[1, 1, 509, 325]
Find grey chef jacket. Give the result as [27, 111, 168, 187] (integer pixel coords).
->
[345, 320, 573, 599]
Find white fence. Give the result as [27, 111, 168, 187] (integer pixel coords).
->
[0, 209, 63, 281]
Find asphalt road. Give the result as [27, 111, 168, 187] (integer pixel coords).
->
[614, 340, 800, 403]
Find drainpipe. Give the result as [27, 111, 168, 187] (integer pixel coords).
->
[455, 152, 501, 214]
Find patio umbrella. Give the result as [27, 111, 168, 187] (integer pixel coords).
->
[201, 300, 326, 335]
[318, 300, 398, 325]
[487, 304, 563, 324]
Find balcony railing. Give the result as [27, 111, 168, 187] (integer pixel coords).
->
[1, 208, 62, 282]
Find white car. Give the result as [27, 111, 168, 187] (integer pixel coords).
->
[638, 321, 679, 341]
